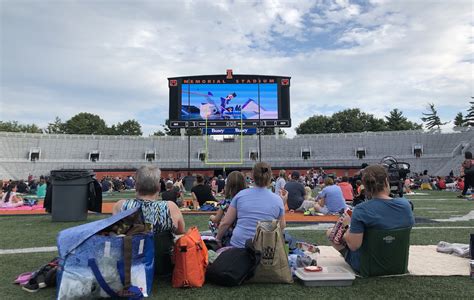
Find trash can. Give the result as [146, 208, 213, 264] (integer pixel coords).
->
[50, 169, 94, 222]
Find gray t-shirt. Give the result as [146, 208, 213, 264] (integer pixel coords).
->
[274, 177, 286, 195]
[285, 181, 305, 210]
[183, 176, 196, 192]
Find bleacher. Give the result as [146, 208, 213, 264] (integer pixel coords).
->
[1, 129, 473, 179]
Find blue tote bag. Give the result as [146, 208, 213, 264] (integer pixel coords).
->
[56, 207, 154, 299]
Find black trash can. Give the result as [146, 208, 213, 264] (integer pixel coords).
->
[50, 169, 94, 222]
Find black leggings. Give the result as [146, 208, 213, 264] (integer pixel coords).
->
[462, 174, 474, 195]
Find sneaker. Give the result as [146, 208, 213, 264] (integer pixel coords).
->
[22, 280, 39, 293]
[456, 195, 465, 198]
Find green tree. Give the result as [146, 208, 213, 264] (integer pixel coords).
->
[45, 116, 65, 133]
[112, 119, 142, 136]
[421, 103, 449, 130]
[385, 109, 422, 131]
[0, 121, 43, 133]
[330, 109, 387, 133]
[465, 99, 474, 127]
[454, 112, 465, 127]
[296, 115, 332, 134]
[297, 109, 388, 134]
[63, 112, 108, 135]
[152, 130, 166, 136]
[261, 128, 286, 135]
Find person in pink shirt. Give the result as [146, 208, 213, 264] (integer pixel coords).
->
[337, 176, 354, 202]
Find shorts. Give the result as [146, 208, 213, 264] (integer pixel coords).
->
[339, 247, 360, 273]
[296, 200, 316, 211]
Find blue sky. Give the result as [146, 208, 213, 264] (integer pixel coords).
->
[0, 0, 472, 135]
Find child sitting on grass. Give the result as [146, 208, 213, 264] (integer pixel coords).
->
[209, 171, 246, 246]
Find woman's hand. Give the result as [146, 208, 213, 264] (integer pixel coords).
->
[279, 188, 288, 203]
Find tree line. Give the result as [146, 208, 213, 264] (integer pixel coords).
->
[1, 101, 473, 136]
[297, 102, 474, 134]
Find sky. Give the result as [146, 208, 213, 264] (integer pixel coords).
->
[0, 0, 472, 136]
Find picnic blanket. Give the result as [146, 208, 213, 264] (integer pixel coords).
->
[316, 245, 470, 276]
[0, 205, 46, 215]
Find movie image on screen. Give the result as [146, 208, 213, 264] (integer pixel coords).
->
[181, 83, 278, 120]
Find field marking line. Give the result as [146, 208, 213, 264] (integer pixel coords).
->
[285, 225, 474, 231]
[0, 246, 57, 255]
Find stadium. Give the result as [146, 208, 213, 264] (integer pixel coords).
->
[1, 129, 473, 180]
[1, 1, 473, 299]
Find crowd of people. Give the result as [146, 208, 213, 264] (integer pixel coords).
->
[2, 151, 473, 278]
[110, 161, 419, 275]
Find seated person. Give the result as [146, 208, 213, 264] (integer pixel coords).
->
[216, 162, 285, 248]
[327, 165, 415, 273]
[209, 171, 247, 246]
[436, 176, 446, 191]
[304, 186, 313, 200]
[337, 176, 354, 202]
[285, 171, 314, 211]
[113, 165, 185, 235]
[161, 181, 182, 207]
[36, 176, 47, 199]
[315, 177, 346, 215]
[16, 180, 29, 194]
[1, 183, 24, 208]
[101, 178, 112, 192]
[191, 174, 216, 209]
[420, 170, 432, 190]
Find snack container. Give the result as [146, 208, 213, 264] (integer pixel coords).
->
[295, 266, 355, 287]
[470, 260, 474, 279]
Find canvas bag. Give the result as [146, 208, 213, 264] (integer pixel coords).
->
[250, 220, 293, 283]
[206, 239, 261, 286]
[172, 227, 208, 288]
[56, 207, 154, 299]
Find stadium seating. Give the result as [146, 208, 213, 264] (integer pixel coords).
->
[0, 129, 473, 179]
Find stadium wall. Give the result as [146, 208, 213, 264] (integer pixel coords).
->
[1, 129, 472, 180]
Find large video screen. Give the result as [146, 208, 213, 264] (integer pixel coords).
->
[181, 83, 278, 120]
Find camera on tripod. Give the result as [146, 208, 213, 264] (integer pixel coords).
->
[380, 156, 411, 197]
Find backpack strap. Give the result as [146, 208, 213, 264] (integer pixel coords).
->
[122, 235, 133, 289]
[88, 258, 120, 298]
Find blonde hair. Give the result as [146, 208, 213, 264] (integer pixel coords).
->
[324, 177, 334, 186]
[279, 169, 287, 180]
[304, 186, 312, 200]
[252, 162, 272, 187]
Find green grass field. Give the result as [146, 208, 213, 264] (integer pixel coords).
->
[1, 190, 473, 299]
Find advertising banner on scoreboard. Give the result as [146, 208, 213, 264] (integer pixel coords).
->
[202, 128, 257, 135]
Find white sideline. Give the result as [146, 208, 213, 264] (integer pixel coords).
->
[285, 225, 474, 231]
[0, 246, 57, 255]
[1, 225, 474, 255]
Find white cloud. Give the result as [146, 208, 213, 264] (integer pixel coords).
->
[0, 0, 471, 137]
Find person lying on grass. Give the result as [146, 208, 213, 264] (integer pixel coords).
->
[209, 171, 247, 246]
[216, 162, 286, 248]
[327, 165, 414, 273]
[113, 165, 185, 235]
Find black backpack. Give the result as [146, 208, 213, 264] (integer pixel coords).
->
[206, 239, 261, 286]
[154, 230, 175, 277]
